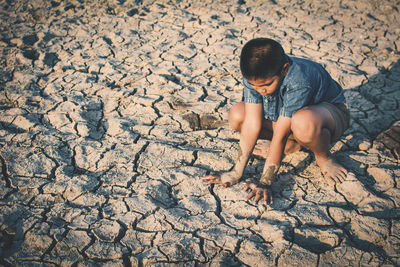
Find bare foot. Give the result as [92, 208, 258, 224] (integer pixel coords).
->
[253, 139, 301, 158]
[253, 140, 271, 158]
[284, 139, 301, 154]
[316, 156, 347, 183]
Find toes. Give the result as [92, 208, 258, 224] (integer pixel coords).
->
[319, 159, 348, 184]
[336, 168, 348, 183]
[338, 172, 347, 183]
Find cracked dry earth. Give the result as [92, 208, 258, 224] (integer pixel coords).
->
[0, 0, 400, 266]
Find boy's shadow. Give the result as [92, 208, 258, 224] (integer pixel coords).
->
[345, 59, 400, 148]
[337, 59, 400, 186]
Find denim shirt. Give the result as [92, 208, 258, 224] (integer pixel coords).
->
[243, 56, 346, 121]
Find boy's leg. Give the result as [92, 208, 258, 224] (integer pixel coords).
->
[228, 102, 273, 135]
[228, 102, 300, 157]
[291, 103, 348, 183]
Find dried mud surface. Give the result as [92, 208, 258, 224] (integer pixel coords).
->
[0, 0, 400, 266]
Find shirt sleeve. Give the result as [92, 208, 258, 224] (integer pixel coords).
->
[243, 78, 263, 104]
[280, 86, 315, 118]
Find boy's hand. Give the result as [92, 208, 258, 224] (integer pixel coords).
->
[202, 171, 241, 188]
[244, 183, 273, 206]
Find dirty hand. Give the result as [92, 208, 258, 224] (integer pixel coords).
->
[244, 183, 273, 206]
[202, 171, 241, 188]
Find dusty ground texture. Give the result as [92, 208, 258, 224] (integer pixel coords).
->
[0, 0, 400, 266]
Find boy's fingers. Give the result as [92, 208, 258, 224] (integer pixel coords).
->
[243, 183, 255, 192]
[201, 176, 212, 182]
[246, 189, 256, 201]
[204, 179, 223, 185]
[263, 190, 269, 204]
[202, 176, 223, 185]
[222, 182, 231, 188]
[202, 175, 220, 181]
[245, 186, 273, 206]
[202, 178, 217, 183]
[201, 174, 218, 180]
[268, 190, 273, 204]
[253, 190, 263, 204]
[247, 183, 258, 190]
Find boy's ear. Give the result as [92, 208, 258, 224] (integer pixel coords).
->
[281, 63, 290, 76]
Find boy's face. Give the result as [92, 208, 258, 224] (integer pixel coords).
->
[247, 63, 289, 97]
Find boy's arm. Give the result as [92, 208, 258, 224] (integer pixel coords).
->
[233, 103, 263, 177]
[202, 102, 263, 187]
[260, 116, 292, 186]
[245, 116, 292, 205]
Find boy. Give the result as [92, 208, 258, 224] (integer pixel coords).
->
[202, 38, 350, 206]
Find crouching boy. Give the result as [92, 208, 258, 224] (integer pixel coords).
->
[202, 38, 350, 205]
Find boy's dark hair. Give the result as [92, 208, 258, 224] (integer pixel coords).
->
[240, 38, 286, 80]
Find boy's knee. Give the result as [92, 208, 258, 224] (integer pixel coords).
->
[291, 109, 319, 144]
[228, 102, 245, 131]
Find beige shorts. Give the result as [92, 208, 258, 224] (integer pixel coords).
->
[259, 102, 350, 142]
[319, 102, 350, 141]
